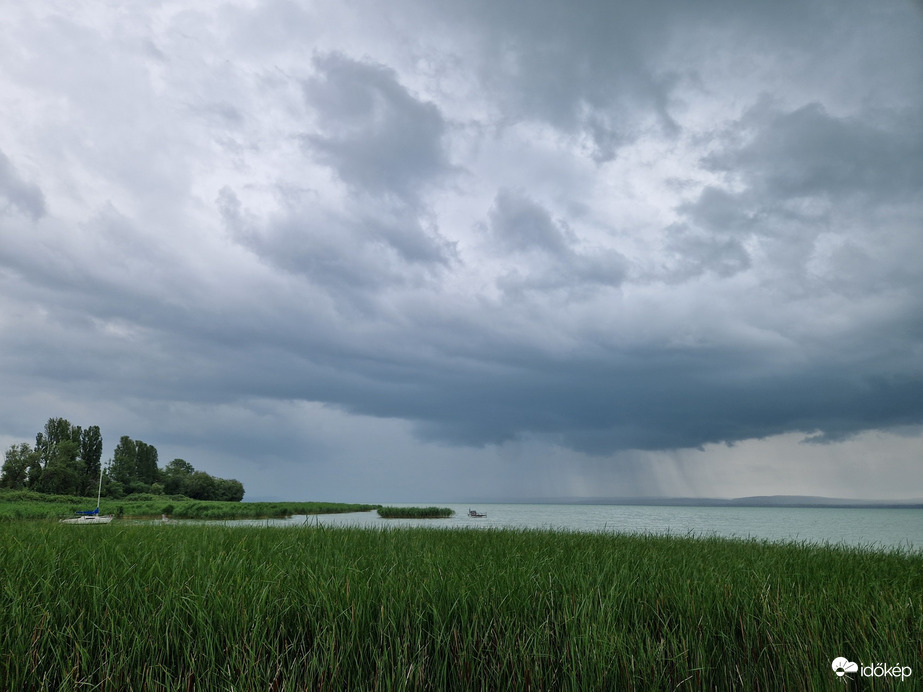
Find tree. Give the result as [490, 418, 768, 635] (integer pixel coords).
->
[135, 441, 159, 485]
[7, 420, 248, 501]
[163, 458, 194, 495]
[1, 443, 38, 490]
[35, 417, 81, 469]
[79, 426, 103, 496]
[215, 478, 245, 502]
[29, 418, 83, 495]
[107, 436, 159, 492]
[165, 458, 195, 475]
[34, 440, 81, 495]
[109, 436, 137, 486]
[27, 453, 43, 489]
[24, 417, 88, 495]
[105, 479, 125, 499]
[181, 471, 217, 500]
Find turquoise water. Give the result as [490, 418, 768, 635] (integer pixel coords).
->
[266, 503, 923, 551]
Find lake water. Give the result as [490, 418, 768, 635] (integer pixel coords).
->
[228, 503, 923, 552]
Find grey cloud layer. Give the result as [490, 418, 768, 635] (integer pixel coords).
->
[1, 0, 921, 463]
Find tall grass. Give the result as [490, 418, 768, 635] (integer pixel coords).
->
[377, 506, 454, 518]
[0, 522, 920, 690]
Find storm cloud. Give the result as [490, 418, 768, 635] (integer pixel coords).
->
[1, 0, 921, 500]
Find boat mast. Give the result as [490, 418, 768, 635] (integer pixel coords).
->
[96, 468, 103, 511]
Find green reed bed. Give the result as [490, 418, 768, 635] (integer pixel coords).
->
[0, 522, 920, 690]
[0, 489, 379, 521]
[377, 506, 455, 518]
[158, 499, 380, 520]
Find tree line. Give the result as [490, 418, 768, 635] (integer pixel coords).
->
[0, 417, 244, 502]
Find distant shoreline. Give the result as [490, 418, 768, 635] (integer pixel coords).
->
[449, 496, 923, 509]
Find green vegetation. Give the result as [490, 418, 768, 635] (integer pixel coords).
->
[0, 523, 919, 690]
[1, 417, 245, 501]
[1, 418, 103, 497]
[377, 505, 454, 518]
[0, 489, 379, 521]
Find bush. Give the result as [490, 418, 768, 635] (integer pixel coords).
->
[124, 493, 162, 502]
[127, 482, 152, 496]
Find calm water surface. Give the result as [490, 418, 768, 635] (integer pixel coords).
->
[227, 503, 922, 551]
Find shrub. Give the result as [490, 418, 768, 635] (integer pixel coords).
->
[127, 482, 152, 496]
[124, 493, 161, 502]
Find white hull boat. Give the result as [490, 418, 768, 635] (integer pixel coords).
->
[60, 470, 113, 525]
[60, 513, 114, 524]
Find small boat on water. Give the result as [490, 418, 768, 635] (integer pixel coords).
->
[60, 471, 114, 525]
[60, 509, 114, 525]
[468, 509, 486, 518]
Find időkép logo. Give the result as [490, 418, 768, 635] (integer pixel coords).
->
[832, 657, 912, 682]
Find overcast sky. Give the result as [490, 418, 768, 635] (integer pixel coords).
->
[2, 0, 922, 502]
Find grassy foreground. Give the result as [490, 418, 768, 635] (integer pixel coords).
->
[0, 489, 379, 520]
[1, 523, 920, 690]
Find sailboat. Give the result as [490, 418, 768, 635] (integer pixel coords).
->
[60, 470, 114, 524]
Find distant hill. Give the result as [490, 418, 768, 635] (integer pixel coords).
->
[722, 495, 923, 508]
[486, 496, 923, 509]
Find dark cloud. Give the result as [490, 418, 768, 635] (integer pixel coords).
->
[468, 3, 680, 160]
[302, 53, 451, 201]
[206, 51, 461, 310]
[662, 225, 751, 281]
[706, 101, 923, 203]
[660, 98, 923, 294]
[487, 189, 628, 294]
[196, 101, 245, 127]
[0, 151, 46, 220]
[488, 189, 570, 254]
[294, 333, 923, 456]
[403, 0, 846, 161]
[218, 184, 454, 310]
